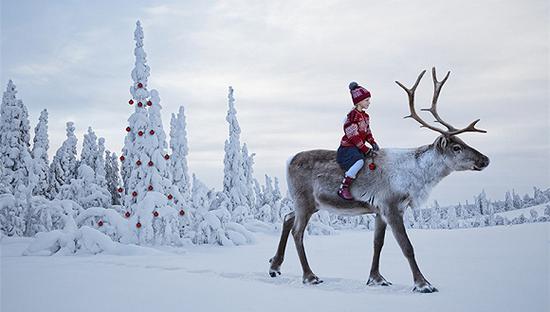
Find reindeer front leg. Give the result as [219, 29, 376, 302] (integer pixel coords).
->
[386, 213, 438, 293]
[367, 214, 392, 286]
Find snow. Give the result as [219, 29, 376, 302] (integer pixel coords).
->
[2, 223, 547, 312]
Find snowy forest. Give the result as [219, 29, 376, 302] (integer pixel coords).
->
[1, 21, 548, 255]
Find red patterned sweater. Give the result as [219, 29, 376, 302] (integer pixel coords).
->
[340, 109, 376, 154]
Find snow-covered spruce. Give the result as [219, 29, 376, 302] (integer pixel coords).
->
[0, 80, 32, 195]
[222, 87, 253, 223]
[169, 106, 191, 202]
[31, 109, 50, 197]
[49, 122, 78, 198]
[56, 164, 111, 210]
[105, 150, 122, 205]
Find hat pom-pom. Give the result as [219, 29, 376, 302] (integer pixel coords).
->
[349, 81, 359, 90]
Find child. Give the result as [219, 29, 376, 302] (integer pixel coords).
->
[336, 82, 380, 200]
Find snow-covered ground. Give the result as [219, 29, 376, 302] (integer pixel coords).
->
[2, 223, 548, 312]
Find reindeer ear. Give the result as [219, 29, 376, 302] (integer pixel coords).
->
[435, 136, 448, 152]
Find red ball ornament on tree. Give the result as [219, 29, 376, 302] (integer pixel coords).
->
[147, 101, 152, 106]
[124, 211, 131, 218]
[137, 102, 143, 107]
[368, 163, 376, 171]
[148, 185, 153, 191]
[117, 187, 123, 193]
[126, 127, 131, 132]
[179, 210, 185, 216]
[119, 155, 125, 161]
[132, 191, 138, 197]
[167, 194, 173, 200]
[148, 161, 154, 167]
[164, 154, 170, 160]
[149, 130, 155, 135]
[136, 160, 142, 166]
[138, 131, 144, 136]
[137, 82, 143, 88]
[136, 222, 142, 228]
[129, 99, 134, 105]
[153, 211, 159, 217]
[98, 220, 104, 227]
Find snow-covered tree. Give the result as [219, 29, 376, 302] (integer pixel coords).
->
[504, 191, 513, 212]
[447, 205, 458, 229]
[49, 122, 78, 198]
[121, 21, 184, 245]
[81, 127, 98, 169]
[533, 186, 549, 205]
[0, 80, 32, 194]
[56, 164, 111, 209]
[105, 150, 122, 206]
[241, 143, 256, 210]
[95, 137, 107, 187]
[31, 109, 49, 197]
[512, 190, 523, 209]
[222, 87, 250, 222]
[169, 106, 190, 201]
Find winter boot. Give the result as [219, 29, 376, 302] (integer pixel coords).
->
[337, 176, 355, 200]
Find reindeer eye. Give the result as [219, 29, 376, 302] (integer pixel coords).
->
[452, 145, 462, 152]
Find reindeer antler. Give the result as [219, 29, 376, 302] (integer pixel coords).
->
[395, 67, 487, 137]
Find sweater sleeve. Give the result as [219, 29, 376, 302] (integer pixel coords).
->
[344, 122, 370, 154]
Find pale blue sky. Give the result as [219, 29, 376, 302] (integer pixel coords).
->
[1, 0, 548, 206]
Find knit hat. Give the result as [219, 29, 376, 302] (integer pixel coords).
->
[349, 82, 371, 105]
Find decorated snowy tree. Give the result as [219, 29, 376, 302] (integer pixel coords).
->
[120, 21, 184, 245]
[49, 122, 78, 198]
[31, 109, 50, 197]
[169, 106, 191, 202]
[105, 150, 122, 206]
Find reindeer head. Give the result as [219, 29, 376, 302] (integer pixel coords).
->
[396, 68, 490, 172]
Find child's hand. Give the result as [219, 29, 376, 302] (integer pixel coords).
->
[371, 143, 380, 151]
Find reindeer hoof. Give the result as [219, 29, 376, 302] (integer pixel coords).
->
[268, 257, 282, 278]
[367, 274, 392, 286]
[412, 282, 438, 293]
[269, 268, 281, 278]
[303, 273, 323, 285]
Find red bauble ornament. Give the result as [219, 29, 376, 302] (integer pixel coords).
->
[164, 154, 170, 160]
[147, 101, 152, 106]
[138, 131, 144, 136]
[148, 185, 153, 191]
[148, 161, 154, 167]
[98, 220, 104, 227]
[179, 210, 185, 216]
[167, 194, 173, 200]
[149, 130, 155, 135]
[117, 187, 123, 193]
[153, 211, 159, 217]
[132, 191, 138, 197]
[137, 83, 143, 88]
[120, 155, 125, 161]
[136, 160, 142, 166]
[368, 163, 376, 170]
[137, 102, 143, 107]
[124, 211, 131, 218]
[126, 126, 131, 132]
[136, 222, 142, 228]
[129, 99, 134, 105]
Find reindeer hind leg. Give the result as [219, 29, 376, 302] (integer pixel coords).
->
[269, 211, 295, 277]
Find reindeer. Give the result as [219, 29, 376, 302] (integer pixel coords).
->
[268, 68, 490, 293]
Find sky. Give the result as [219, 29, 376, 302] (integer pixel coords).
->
[1, 0, 548, 206]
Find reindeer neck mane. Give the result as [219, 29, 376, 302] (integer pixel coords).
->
[384, 144, 452, 209]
